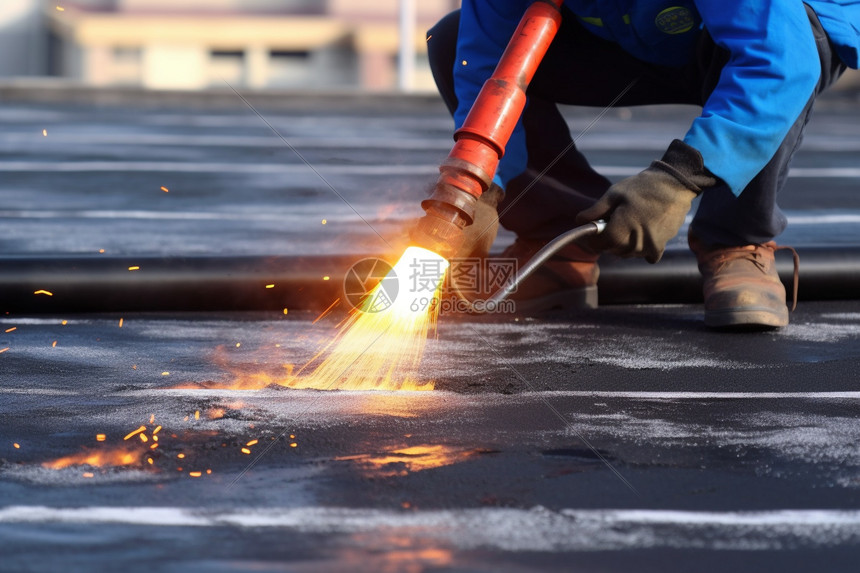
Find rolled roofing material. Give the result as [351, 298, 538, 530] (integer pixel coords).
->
[1, 247, 858, 313]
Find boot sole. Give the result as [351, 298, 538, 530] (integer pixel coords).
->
[704, 306, 789, 330]
[512, 286, 598, 314]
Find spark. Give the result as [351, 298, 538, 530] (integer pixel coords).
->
[96, 434, 106, 442]
[0, 348, 9, 354]
[161, 186, 169, 193]
[426, 35, 433, 41]
[177, 453, 185, 459]
[34, 290, 53, 296]
[51, 341, 57, 347]
[462, 60, 468, 65]
[128, 266, 140, 271]
[322, 276, 330, 281]
[153, 425, 162, 435]
[245, 439, 258, 447]
[162, 372, 170, 376]
[139, 433, 148, 443]
[265, 284, 275, 289]
[42, 129, 48, 136]
[123, 426, 146, 441]
[290, 443, 298, 448]
[98, 249, 105, 254]
[206, 469, 212, 475]
[4, 327, 16, 333]
[235, 343, 241, 348]
[61, 320, 67, 325]
[83, 472, 94, 478]
[147, 458, 154, 464]
[149, 414, 155, 424]
[283, 308, 288, 315]
[56, 6, 64, 12]
[194, 410, 200, 420]
[311, 298, 340, 325]
[284, 246, 447, 391]
[321, 219, 327, 225]
[241, 448, 251, 455]
[189, 471, 202, 477]
[13, 443, 20, 449]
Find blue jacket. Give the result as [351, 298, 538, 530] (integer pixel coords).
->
[454, 1, 860, 196]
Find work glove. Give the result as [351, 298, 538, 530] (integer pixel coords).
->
[576, 139, 717, 263]
[456, 183, 504, 260]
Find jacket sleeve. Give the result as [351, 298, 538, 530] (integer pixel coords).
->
[454, 1, 530, 190]
[684, 2, 821, 195]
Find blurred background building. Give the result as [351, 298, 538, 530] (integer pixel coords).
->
[1, 0, 857, 93]
[0, 0, 459, 91]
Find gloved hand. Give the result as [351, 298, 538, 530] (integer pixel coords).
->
[456, 183, 504, 259]
[576, 139, 717, 263]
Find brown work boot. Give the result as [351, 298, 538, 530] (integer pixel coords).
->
[498, 237, 599, 312]
[688, 233, 799, 329]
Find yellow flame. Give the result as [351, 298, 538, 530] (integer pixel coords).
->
[285, 247, 448, 391]
[42, 447, 141, 469]
[336, 444, 480, 477]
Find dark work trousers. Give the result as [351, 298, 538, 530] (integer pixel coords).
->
[427, 6, 846, 247]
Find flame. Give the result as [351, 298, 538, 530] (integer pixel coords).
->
[42, 447, 142, 469]
[337, 444, 479, 477]
[285, 247, 448, 391]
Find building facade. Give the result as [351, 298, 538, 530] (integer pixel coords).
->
[1, 0, 458, 91]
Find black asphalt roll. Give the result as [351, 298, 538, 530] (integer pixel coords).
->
[1, 246, 859, 312]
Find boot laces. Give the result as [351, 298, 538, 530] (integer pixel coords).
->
[774, 244, 799, 312]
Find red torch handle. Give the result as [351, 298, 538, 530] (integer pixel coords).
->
[413, 0, 564, 259]
[439, 0, 564, 200]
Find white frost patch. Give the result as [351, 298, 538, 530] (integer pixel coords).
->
[557, 335, 755, 370]
[720, 412, 860, 467]
[1, 505, 858, 551]
[429, 325, 756, 372]
[820, 313, 860, 321]
[566, 413, 702, 441]
[0, 466, 163, 486]
[778, 322, 860, 343]
[0, 318, 86, 326]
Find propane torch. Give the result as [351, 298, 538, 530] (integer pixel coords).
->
[410, 0, 603, 309]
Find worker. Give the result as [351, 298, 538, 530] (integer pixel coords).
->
[426, 1, 859, 328]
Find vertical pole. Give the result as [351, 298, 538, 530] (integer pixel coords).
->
[397, 0, 416, 92]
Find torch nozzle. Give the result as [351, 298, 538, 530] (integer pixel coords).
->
[411, 178, 481, 261]
[410, 202, 469, 261]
